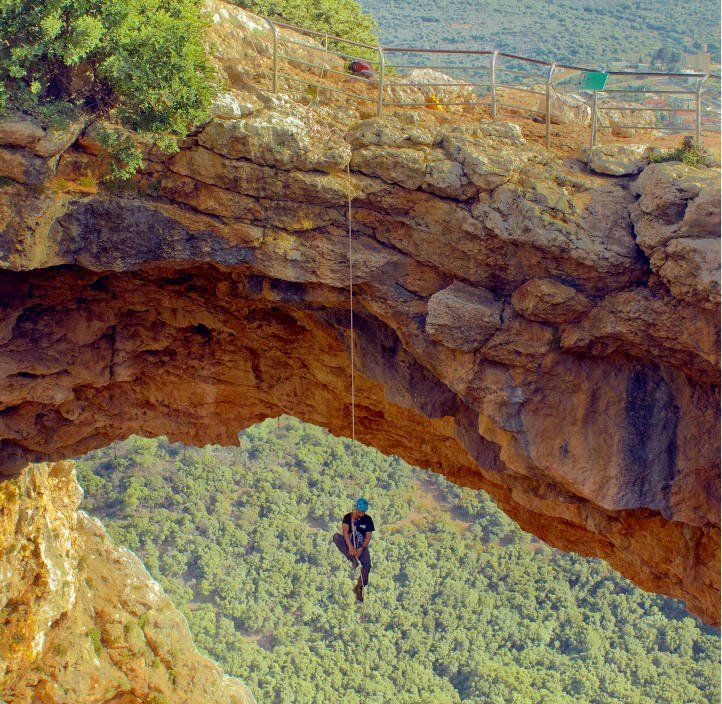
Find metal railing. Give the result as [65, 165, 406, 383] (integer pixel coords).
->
[264, 17, 385, 116]
[261, 15, 721, 152]
[590, 71, 716, 147]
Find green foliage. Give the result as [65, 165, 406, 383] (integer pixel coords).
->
[87, 626, 103, 656]
[649, 137, 710, 167]
[360, 0, 718, 67]
[651, 46, 685, 72]
[0, 0, 215, 156]
[147, 695, 170, 704]
[95, 0, 214, 135]
[77, 420, 721, 704]
[236, 0, 378, 54]
[94, 125, 143, 180]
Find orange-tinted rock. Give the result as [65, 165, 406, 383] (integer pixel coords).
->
[0, 461, 254, 704]
[560, 288, 719, 383]
[0, 264, 718, 627]
[0, 146, 59, 185]
[631, 162, 721, 312]
[426, 282, 502, 350]
[198, 108, 351, 172]
[511, 278, 592, 323]
[480, 307, 555, 368]
[0, 4, 719, 628]
[0, 115, 84, 158]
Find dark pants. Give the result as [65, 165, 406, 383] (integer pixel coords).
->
[333, 533, 371, 587]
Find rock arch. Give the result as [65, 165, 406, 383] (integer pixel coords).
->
[0, 83, 719, 625]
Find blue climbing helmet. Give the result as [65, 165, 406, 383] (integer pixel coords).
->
[355, 497, 369, 512]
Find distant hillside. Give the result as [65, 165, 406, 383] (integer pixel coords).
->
[360, 0, 720, 67]
[77, 419, 720, 704]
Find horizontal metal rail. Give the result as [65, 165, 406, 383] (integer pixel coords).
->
[607, 69, 710, 78]
[598, 124, 700, 131]
[598, 105, 696, 113]
[279, 54, 372, 82]
[280, 36, 329, 53]
[384, 100, 489, 107]
[602, 88, 698, 95]
[281, 73, 377, 103]
[270, 19, 379, 50]
[496, 83, 546, 95]
[383, 47, 493, 55]
[281, 38, 376, 64]
[387, 63, 489, 71]
[496, 102, 548, 117]
[495, 66, 548, 79]
[388, 81, 483, 88]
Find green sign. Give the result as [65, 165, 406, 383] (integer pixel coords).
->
[582, 71, 608, 91]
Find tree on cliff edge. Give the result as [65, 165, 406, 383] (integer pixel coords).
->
[0, 0, 215, 140]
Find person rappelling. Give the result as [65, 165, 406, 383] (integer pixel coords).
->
[333, 498, 375, 602]
[337, 156, 375, 604]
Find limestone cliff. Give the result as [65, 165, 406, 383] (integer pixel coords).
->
[0, 460, 254, 704]
[0, 0, 719, 627]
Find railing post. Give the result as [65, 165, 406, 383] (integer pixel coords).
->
[545, 62, 556, 149]
[490, 50, 498, 121]
[377, 46, 385, 116]
[265, 18, 279, 93]
[587, 89, 599, 170]
[695, 75, 708, 145]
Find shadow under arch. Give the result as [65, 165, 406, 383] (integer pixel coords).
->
[0, 262, 718, 625]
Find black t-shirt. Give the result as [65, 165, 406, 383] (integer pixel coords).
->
[343, 512, 375, 549]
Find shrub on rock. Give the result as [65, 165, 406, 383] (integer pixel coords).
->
[0, 0, 215, 144]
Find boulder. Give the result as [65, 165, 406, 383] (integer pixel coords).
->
[350, 145, 427, 189]
[536, 88, 592, 126]
[209, 90, 264, 119]
[345, 113, 438, 149]
[0, 116, 84, 158]
[651, 237, 720, 310]
[0, 147, 59, 185]
[630, 162, 720, 309]
[560, 288, 719, 382]
[480, 308, 555, 368]
[441, 132, 519, 190]
[599, 101, 658, 138]
[198, 108, 351, 172]
[425, 281, 502, 350]
[511, 278, 592, 323]
[582, 144, 649, 176]
[385, 68, 476, 108]
[680, 181, 721, 237]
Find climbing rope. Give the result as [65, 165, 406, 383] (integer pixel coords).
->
[346, 162, 356, 445]
[346, 161, 370, 627]
[345, 166, 372, 704]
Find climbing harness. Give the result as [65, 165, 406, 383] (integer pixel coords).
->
[350, 511, 366, 595]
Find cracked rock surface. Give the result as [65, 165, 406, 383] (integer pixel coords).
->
[0, 461, 254, 703]
[0, 0, 719, 626]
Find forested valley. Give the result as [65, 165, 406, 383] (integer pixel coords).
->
[358, 0, 719, 67]
[77, 418, 720, 704]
